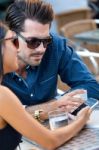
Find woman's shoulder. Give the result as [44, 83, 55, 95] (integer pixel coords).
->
[0, 85, 11, 94]
[0, 85, 21, 112]
[0, 85, 16, 101]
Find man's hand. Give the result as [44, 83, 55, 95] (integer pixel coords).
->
[25, 89, 86, 121]
[57, 89, 86, 112]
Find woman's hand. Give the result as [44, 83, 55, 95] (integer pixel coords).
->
[57, 89, 86, 112]
[77, 106, 92, 122]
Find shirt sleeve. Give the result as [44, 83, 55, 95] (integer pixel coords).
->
[58, 39, 99, 99]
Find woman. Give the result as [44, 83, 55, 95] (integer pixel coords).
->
[0, 21, 91, 150]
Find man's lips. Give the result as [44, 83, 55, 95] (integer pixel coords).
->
[33, 55, 43, 61]
[30, 53, 44, 59]
[30, 52, 44, 56]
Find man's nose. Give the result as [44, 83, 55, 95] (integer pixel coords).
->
[35, 42, 46, 52]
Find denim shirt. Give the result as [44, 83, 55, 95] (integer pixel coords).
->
[2, 33, 99, 105]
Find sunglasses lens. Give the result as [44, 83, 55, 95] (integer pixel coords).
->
[43, 38, 52, 48]
[27, 39, 41, 49]
[13, 38, 19, 49]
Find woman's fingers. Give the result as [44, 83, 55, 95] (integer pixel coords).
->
[77, 106, 91, 118]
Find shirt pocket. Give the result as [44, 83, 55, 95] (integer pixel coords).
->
[39, 75, 57, 84]
[35, 75, 57, 101]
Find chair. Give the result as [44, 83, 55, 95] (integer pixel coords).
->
[55, 8, 91, 34]
[60, 19, 97, 49]
[60, 19, 99, 79]
[60, 19, 99, 52]
[57, 76, 70, 91]
[61, 19, 96, 37]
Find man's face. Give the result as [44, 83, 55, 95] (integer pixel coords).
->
[17, 19, 50, 67]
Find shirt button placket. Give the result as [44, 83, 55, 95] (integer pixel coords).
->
[30, 93, 33, 97]
[19, 78, 21, 82]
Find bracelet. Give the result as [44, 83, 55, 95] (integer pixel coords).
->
[34, 109, 43, 122]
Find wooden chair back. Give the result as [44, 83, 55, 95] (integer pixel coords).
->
[60, 19, 99, 79]
[55, 8, 91, 33]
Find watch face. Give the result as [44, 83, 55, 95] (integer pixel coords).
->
[34, 110, 44, 122]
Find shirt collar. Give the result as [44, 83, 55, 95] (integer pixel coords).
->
[11, 65, 37, 78]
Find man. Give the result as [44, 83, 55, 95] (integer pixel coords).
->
[2, 0, 99, 121]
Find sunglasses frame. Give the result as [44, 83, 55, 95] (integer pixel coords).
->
[15, 32, 52, 49]
[0, 36, 17, 42]
[0, 36, 19, 49]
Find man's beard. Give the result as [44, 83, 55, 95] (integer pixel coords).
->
[17, 55, 28, 65]
[17, 52, 44, 67]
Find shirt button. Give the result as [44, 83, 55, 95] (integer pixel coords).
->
[19, 78, 21, 81]
[30, 93, 33, 97]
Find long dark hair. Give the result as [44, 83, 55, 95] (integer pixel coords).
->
[0, 21, 8, 81]
[6, 0, 54, 32]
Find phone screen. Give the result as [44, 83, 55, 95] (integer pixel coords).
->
[85, 98, 99, 107]
[71, 98, 99, 115]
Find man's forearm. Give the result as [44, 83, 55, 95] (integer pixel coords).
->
[25, 99, 58, 121]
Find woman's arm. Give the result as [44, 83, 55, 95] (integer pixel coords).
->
[0, 86, 91, 150]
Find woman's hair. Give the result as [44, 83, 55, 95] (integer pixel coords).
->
[6, 0, 54, 32]
[0, 21, 8, 81]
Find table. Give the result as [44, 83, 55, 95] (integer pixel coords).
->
[58, 110, 99, 150]
[58, 128, 99, 150]
[24, 107, 99, 150]
[24, 127, 99, 150]
[74, 29, 99, 44]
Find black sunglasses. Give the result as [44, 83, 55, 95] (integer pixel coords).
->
[14, 32, 52, 49]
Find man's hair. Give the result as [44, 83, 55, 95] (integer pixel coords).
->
[6, 0, 54, 32]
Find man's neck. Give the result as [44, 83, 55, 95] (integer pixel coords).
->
[16, 67, 27, 78]
[17, 59, 28, 78]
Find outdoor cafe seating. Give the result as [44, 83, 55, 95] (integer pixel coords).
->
[60, 19, 99, 80]
[55, 8, 91, 34]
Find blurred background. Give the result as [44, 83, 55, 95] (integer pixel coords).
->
[45, 0, 88, 33]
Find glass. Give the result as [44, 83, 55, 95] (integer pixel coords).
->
[48, 109, 68, 130]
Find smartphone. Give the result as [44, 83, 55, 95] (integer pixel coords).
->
[71, 98, 99, 115]
[88, 98, 99, 110]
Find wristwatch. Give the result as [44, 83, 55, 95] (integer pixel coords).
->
[34, 109, 44, 122]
